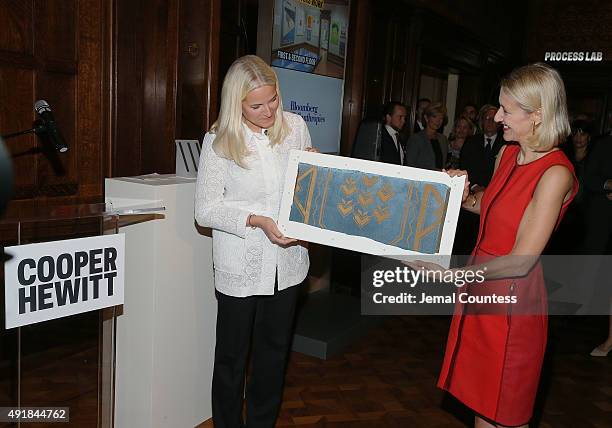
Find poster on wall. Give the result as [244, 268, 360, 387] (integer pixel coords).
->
[270, 0, 350, 153]
[281, 1, 296, 46]
[296, 7, 305, 37]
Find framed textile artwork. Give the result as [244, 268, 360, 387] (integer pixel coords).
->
[278, 151, 466, 267]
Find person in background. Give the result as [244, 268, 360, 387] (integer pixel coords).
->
[414, 97, 431, 133]
[548, 120, 595, 253]
[447, 116, 475, 169]
[460, 104, 505, 192]
[583, 135, 612, 357]
[564, 120, 594, 202]
[453, 105, 506, 253]
[195, 55, 316, 428]
[462, 103, 479, 133]
[380, 101, 408, 165]
[405, 102, 448, 170]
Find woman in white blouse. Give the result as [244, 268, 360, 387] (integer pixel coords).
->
[195, 55, 314, 428]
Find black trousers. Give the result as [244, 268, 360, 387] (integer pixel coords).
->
[212, 283, 300, 428]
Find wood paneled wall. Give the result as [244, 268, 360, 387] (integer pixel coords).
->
[1, 0, 220, 215]
[0, 0, 109, 212]
[111, 0, 220, 176]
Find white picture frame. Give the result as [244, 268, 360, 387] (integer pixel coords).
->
[278, 150, 466, 268]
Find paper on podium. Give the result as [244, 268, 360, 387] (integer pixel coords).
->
[278, 151, 465, 268]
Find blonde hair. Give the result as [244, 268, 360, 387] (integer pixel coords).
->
[501, 63, 570, 151]
[211, 55, 289, 167]
[454, 115, 475, 134]
[424, 102, 447, 119]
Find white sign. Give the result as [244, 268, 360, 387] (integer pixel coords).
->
[274, 66, 344, 153]
[4, 234, 125, 328]
[278, 151, 465, 268]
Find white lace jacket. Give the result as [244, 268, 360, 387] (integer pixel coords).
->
[195, 112, 311, 297]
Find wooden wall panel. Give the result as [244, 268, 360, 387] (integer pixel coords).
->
[177, 0, 219, 138]
[139, 0, 178, 175]
[0, 0, 33, 54]
[112, 0, 144, 176]
[34, 0, 77, 63]
[112, 0, 180, 176]
[112, 0, 220, 176]
[0, 68, 36, 193]
[340, 0, 371, 156]
[0, 0, 109, 212]
[77, 0, 106, 198]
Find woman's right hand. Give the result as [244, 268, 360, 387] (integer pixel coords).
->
[444, 169, 470, 202]
[250, 215, 298, 246]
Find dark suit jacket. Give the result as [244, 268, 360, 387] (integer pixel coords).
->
[380, 126, 404, 165]
[405, 130, 448, 170]
[459, 131, 505, 187]
[582, 136, 612, 253]
[351, 120, 380, 161]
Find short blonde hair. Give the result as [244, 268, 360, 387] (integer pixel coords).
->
[501, 63, 570, 151]
[424, 102, 447, 119]
[455, 115, 475, 133]
[211, 55, 289, 167]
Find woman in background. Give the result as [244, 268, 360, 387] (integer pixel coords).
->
[195, 55, 315, 428]
[447, 115, 475, 169]
[405, 102, 449, 170]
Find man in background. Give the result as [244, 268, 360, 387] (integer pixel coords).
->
[413, 98, 431, 134]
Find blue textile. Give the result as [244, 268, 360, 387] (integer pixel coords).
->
[289, 163, 450, 254]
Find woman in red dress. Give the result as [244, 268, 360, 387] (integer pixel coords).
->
[433, 63, 577, 427]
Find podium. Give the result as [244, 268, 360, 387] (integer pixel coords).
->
[105, 175, 216, 428]
[0, 203, 121, 427]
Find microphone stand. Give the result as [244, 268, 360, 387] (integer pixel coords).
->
[1, 122, 66, 175]
[1, 123, 47, 140]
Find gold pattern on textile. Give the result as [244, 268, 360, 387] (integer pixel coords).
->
[373, 205, 390, 224]
[340, 177, 357, 196]
[318, 169, 334, 228]
[357, 191, 374, 208]
[353, 209, 371, 228]
[413, 184, 446, 250]
[362, 175, 379, 188]
[293, 166, 318, 224]
[377, 182, 395, 202]
[337, 199, 353, 217]
[390, 183, 415, 245]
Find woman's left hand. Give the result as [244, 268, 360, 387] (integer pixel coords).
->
[403, 259, 446, 273]
[305, 147, 320, 153]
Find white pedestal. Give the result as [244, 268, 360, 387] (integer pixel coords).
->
[105, 175, 216, 428]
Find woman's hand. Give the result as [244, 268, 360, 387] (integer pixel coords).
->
[250, 215, 298, 246]
[403, 259, 446, 273]
[402, 259, 456, 284]
[444, 168, 470, 202]
[305, 147, 320, 153]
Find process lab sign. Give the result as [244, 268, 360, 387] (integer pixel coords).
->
[4, 234, 125, 328]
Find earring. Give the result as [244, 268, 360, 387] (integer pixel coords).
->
[532, 121, 536, 135]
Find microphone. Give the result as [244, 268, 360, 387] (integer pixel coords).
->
[34, 100, 68, 153]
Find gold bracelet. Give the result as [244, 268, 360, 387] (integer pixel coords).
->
[470, 193, 477, 208]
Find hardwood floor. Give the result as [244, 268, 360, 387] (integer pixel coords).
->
[2, 313, 609, 427]
[200, 315, 611, 427]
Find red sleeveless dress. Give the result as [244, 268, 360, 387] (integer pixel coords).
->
[438, 144, 577, 426]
